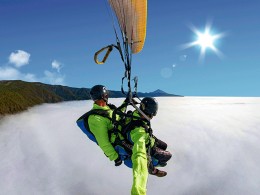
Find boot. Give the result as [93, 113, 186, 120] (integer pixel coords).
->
[151, 168, 167, 177]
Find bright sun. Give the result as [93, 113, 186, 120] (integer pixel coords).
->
[197, 31, 215, 49]
[182, 22, 225, 62]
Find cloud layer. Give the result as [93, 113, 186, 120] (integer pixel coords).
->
[1, 97, 260, 195]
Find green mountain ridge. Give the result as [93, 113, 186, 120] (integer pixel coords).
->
[0, 80, 181, 115]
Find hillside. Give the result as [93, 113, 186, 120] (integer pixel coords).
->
[0, 81, 61, 114]
[0, 80, 181, 115]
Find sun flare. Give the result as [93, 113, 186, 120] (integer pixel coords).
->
[182, 22, 225, 62]
[197, 31, 215, 49]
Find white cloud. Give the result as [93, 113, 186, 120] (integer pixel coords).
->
[51, 60, 62, 72]
[43, 70, 65, 85]
[0, 66, 65, 84]
[46, 60, 65, 84]
[0, 66, 36, 81]
[9, 50, 31, 67]
[0, 65, 62, 83]
[1, 97, 260, 195]
[1, 51, 66, 84]
[24, 73, 37, 81]
[0, 66, 19, 79]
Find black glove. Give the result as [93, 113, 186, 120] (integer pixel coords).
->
[114, 156, 122, 166]
[124, 97, 138, 105]
[107, 103, 117, 110]
[124, 97, 130, 104]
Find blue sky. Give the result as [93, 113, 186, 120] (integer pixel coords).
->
[0, 0, 260, 96]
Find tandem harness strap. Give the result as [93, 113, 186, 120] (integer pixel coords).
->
[112, 104, 153, 150]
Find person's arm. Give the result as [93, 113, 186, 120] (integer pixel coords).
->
[88, 115, 119, 161]
[130, 127, 149, 195]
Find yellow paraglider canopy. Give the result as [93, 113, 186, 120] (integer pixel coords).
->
[109, 0, 147, 54]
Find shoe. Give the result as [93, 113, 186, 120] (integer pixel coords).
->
[151, 168, 167, 177]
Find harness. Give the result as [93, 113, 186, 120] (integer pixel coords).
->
[111, 106, 154, 156]
[122, 118, 152, 146]
[112, 109, 158, 169]
[77, 106, 157, 168]
[76, 109, 111, 144]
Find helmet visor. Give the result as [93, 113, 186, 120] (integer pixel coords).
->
[102, 87, 109, 102]
[150, 104, 158, 116]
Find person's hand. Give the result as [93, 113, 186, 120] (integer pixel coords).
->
[124, 96, 130, 104]
[124, 97, 138, 105]
[107, 103, 117, 110]
[114, 156, 122, 166]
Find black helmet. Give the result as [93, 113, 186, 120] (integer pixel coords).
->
[140, 97, 158, 117]
[90, 85, 109, 102]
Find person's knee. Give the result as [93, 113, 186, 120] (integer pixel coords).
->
[156, 139, 167, 150]
[152, 147, 172, 161]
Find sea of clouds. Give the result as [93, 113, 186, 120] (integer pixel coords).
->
[1, 97, 260, 195]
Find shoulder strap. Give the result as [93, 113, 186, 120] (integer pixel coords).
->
[77, 109, 111, 122]
[122, 118, 150, 136]
[89, 109, 111, 120]
[76, 109, 113, 146]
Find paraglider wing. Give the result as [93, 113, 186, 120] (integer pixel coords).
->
[109, 0, 147, 54]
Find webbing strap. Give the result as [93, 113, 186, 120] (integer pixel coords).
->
[77, 109, 112, 133]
